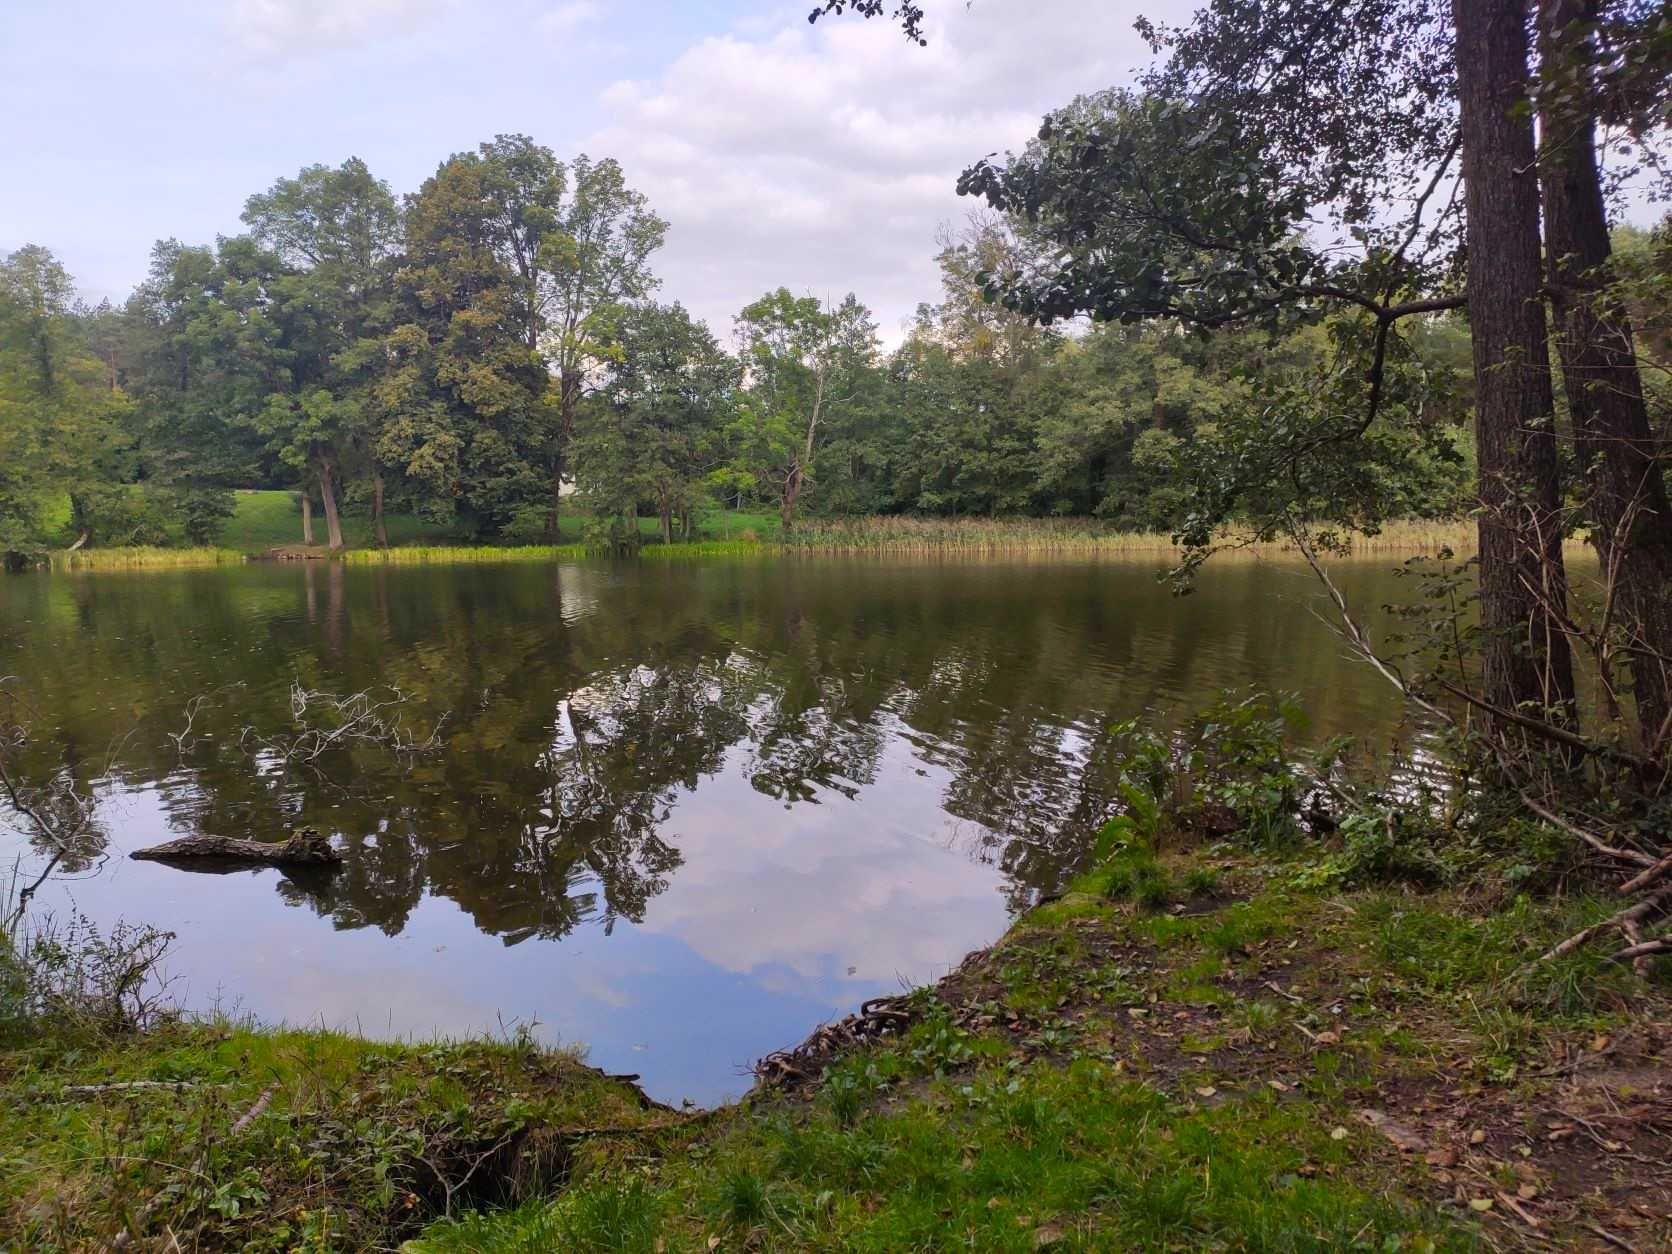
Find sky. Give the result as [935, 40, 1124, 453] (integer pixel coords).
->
[0, 0, 1167, 342]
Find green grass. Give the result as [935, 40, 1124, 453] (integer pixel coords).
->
[411, 852, 1671, 1252]
[218, 489, 468, 551]
[0, 1017, 666, 1250]
[9, 843, 1666, 1250]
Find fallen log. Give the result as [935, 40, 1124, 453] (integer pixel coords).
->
[131, 826, 342, 867]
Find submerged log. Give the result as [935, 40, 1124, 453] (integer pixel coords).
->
[131, 827, 342, 867]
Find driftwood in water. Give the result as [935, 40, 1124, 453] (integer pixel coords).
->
[131, 827, 341, 867]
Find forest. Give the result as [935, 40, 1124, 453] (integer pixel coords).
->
[1, 131, 1498, 563]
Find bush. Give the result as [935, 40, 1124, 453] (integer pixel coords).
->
[171, 486, 236, 544]
[1, 908, 175, 1039]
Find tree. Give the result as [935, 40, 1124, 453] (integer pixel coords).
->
[576, 302, 734, 547]
[1536, 0, 1672, 751]
[242, 158, 403, 549]
[728, 290, 879, 530]
[381, 149, 551, 537]
[539, 154, 668, 536]
[0, 247, 135, 563]
[1452, 0, 1577, 731]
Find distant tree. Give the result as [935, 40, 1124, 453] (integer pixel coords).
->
[0, 247, 135, 563]
[577, 302, 734, 547]
[538, 153, 668, 537]
[725, 290, 879, 531]
[380, 150, 551, 537]
[242, 158, 403, 549]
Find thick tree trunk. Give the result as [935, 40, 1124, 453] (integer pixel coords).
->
[301, 490, 315, 546]
[317, 460, 345, 551]
[659, 501, 673, 545]
[372, 472, 390, 549]
[1452, 0, 1578, 730]
[1538, 0, 1672, 754]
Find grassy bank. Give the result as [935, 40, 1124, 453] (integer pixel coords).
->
[0, 1018, 674, 1249]
[406, 853, 1668, 1252]
[7, 841, 1664, 1251]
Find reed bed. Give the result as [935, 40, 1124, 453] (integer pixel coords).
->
[46, 546, 248, 571]
[339, 544, 587, 565]
[772, 516, 1483, 556]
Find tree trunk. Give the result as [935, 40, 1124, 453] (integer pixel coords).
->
[1452, 0, 1578, 731]
[317, 459, 345, 551]
[781, 463, 804, 533]
[546, 375, 582, 540]
[546, 453, 565, 540]
[659, 501, 673, 545]
[372, 472, 390, 549]
[301, 490, 315, 546]
[1538, 0, 1672, 754]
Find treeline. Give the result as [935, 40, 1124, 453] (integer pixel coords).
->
[2, 134, 1482, 562]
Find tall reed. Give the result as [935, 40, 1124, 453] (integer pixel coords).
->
[45, 547, 247, 571]
[339, 544, 587, 565]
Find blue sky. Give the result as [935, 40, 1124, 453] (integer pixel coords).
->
[0, 0, 1158, 337]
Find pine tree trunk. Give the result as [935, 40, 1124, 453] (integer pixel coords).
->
[1452, 0, 1578, 731]
[1538, 0, 1672, 754]
[318, 460, 345, 551]
[301, 490, 315, 546]
[373, 472, 390, 549]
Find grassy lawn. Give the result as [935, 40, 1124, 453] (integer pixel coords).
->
[218, 492, 785, 553]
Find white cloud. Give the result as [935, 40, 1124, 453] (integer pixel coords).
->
[228, 0, 448, 60]
[585, 0, 1158, 342]
[539, 0, 601, 36]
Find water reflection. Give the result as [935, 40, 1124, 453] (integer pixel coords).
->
[0, 556, 1413, 1102]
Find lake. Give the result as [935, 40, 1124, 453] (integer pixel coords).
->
[0, 554, 1420, 1104]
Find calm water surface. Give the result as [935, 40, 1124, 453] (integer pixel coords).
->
[0, 555, 1418, 1103]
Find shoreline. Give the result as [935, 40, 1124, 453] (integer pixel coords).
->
[29, 518, 1498, 572]
[8, 840, 1667, 1250]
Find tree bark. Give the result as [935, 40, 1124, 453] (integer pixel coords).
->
[1452, 0, 1578, 732]
[781, 463, 804, 533]
[372, 471, 390, 549]
[132, 827, 341, 867]
[1538, 0, 1672, 754]
[317, 458, 345, 551]
[301, 489, 315, 546]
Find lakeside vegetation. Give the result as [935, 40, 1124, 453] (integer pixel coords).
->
[29, 487, 1489, 569]
[3, 0, 1670, 1249]
[6, 695, 1667, 1249]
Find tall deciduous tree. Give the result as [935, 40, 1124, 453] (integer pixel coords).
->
[729, 290, 879, 530]
[577, 302, 734, 546]
[1452, 0, 1577, 729]
[1536, 0, 1672, 751]
[243, 158, 402, 549]
[539, 154, 668, 536]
